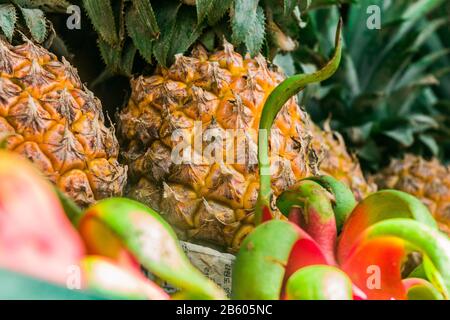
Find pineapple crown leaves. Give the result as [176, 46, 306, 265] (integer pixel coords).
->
[292, 0, 450, 170]
[5, 0, 71, 12]
[0, 0, 69, 43]
[83, 0, 340, 76]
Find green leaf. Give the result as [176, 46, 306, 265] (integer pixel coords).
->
[83, 0, 119, 46]
[196, 0, 214, 23]
[358, 1, 447, 92]
[409, 114, 439, 132]
[409, 18, 448, 53]
[169, 6, 205, 59]
[232, 0, 265, 55]
[231, 0, 258, 45]
[273, 53, 296, 77]
[97, 37, 135, 76]
[395, 49, 450, 90]
[97, 37, 122, 72]
[207, 0, 232, 25]
[199, 28, 215, 51]
[419, 134, 439, 156]
[401, 0, 446, 21]
[309, 0, 353, 9]
[121, 42, 137, 76]
[20, 7, 47, 43]
[284, 0, 297, 16]
[130, 0, 159, 38]
[152, 1, 180, 67]
[383, 128, 415, 147]
[12, 0, 71, 13]
[153, 3, 204, 66]
[245, 6, 265, 56]
[125, 4, 154, 63]
[0, 4, 16, 41]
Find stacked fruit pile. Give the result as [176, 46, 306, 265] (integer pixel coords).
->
[0, 0, 449, 300]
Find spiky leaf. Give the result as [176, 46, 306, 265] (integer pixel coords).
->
[20, 7, 47, 43]
[152, 1, 180, 67]
[232, 0, 258, 45]
[130, 0, 159, 38]
[121, 42, 137, 76]
[98, 37, 122, 72]
[206, 0, 233, 25]
[12, 0, 71, 13]
[232, 0, 265, 56]
[0, 4, 16, 41]
[125, 4, 154, 63]
[83, 0, 118, 46]
[246, 6, 265, 56]
[152, 3, 204, 66]
[196, 0, 214, 23]
[168, 6, 205, 60]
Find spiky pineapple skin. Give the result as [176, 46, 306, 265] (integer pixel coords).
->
[119, 44, 371, 251]
[375, 154, 450, 235]
[311, 124, 376, 201]
[0, 38, 127, 207]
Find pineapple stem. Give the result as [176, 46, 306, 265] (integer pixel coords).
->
[255, 19, 343, 225]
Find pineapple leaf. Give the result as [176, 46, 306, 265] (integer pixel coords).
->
[125, 3, 154, 63]
[0, 4, 16, 41]
[121, 41, 137, 76]
[153, 3, 204, 66]
[232, 0, 265, 56]
[408, 18, 449, 53]
[284, 0, 298, 16]
[383, 128, 415, 147]
[196, 0, 214, 24]
[168, 5, 205, 61]
[401, 0, 446, 21]
[388, 74, 440, 116]
[273, 53, 296, 76]
[245, 5, 265, 56]
[98, 37, 122, 73]
[409, 114, 439, 132]
[20, 7, 47, 43]
[206, 0, 233, 25]
[419, 134, 439, 156]
[83, 0, 119, 46]
[198, 28, 215, 51]
[363, 4, 447, 92]
[231, 0, 258, 44]
[152, 1, 181, 67]
[395, 49, 450, 90]
[130, 0, 159, 38]
[11, 0, 71, 13]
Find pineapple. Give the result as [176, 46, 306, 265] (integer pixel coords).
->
[311, 123, 375, 201]
[119, 43, 373, 251]
[374, 154, 450, 236]
[0, 37, 127, 207]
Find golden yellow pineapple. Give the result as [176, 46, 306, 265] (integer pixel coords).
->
[310, 122, 376, 201]
[375, 154, 450, 236]
[0, 38, 127, 207]
[119, 43, 372, 251]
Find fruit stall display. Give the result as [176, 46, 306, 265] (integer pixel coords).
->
[0, 0, 449, 300]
